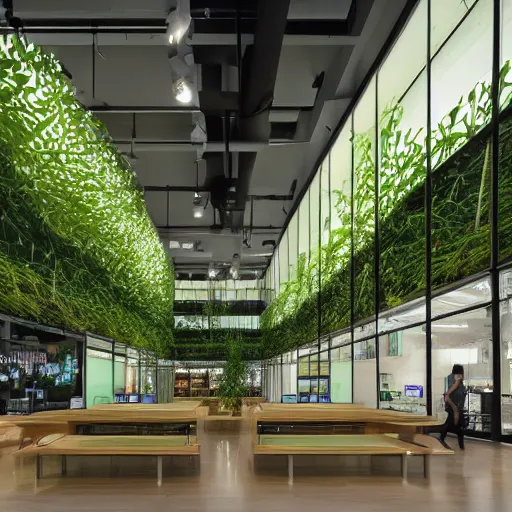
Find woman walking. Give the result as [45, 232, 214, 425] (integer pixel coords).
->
[440, 364, 466, 450]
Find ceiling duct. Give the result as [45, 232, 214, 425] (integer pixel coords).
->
[201, 0, 290, 232]
[233, 0, 290, 229]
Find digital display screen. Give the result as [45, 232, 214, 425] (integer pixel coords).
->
[281, 394, 297, 404]
[141, 394, 156, 404]
[128, 394, 140, 403]
[404, 385, 423, 398]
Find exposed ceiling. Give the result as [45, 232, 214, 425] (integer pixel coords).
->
[2, 0, 411, 280]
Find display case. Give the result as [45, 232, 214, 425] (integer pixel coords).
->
[208, 368, 223, 397]
[190, 369, 209, 398]
[174, 371, 190, 398]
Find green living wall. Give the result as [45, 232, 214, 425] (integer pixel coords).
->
[0, 36, 174, 353]
[261, 61, 512, 358]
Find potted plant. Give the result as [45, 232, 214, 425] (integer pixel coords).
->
[217, 333, 248, 416]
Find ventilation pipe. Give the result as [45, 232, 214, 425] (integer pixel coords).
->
[231, 0, 290, 230]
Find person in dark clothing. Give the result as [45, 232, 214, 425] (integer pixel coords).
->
[440, 364, 466, 450]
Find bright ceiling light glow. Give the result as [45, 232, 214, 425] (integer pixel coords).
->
[208, 269, 217, 278]
[173, 78, 193, 104]
[168, 33, 174, 45]
[169, 240, 180, 249]
[182, 242, 195, 250]
[193, 206, 204, 218]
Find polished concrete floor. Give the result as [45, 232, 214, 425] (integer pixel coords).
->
[1, 423, 511, 512]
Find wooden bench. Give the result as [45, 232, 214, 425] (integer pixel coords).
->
[15, 434, 199, 486]
[252, 404, 452, 481]
[254, 433, 452, 481]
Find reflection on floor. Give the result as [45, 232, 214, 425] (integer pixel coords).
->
[1, 422, 511, 512]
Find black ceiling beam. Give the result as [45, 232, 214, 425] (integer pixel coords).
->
[144, 186, 294, 201]
[156, 224, 282, 230]
[193, 18, 352, 36]
[3, 18, 166, 33]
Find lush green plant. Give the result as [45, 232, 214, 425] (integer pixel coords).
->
[0, 35, 174, 353]
[217, 333, 249, 415]
[261, 60, 512, 358]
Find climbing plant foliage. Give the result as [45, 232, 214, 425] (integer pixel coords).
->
[0, 35, 174, 353]
[261, 60, 512, 358]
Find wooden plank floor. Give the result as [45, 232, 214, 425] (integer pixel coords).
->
[1, 421, 511, 512]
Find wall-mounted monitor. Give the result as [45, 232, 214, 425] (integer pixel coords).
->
[404, 385, 423, 398]
[141, 393, 156, 404]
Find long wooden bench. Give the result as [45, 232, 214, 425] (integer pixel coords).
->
[252, 404, 452, 481]
[15, 434, 200, 486]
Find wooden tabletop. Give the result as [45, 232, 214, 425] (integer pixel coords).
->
[16, 435, 200, 457]
[254, 404, 442, 426]
[0, 402, 201, 427]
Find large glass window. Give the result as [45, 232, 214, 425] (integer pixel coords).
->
[279, 230, 289, 291]
[298, 189, 310, 266]
[330, 336, 352, 403]
[378, 0, 426, 311]
[353, 78, 376, 324]
[430, 0, 492, 290]
[432, 307, 493, 434]
[288, 214, 298, 281]
[353, 338, 377, 408]
[321, 122, 352, 335]
[378, 326, 426, 414]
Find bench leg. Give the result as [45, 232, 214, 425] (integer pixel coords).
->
[61, 455, 67, 477]
[401, 454, 408, 481]
[157, 456, 163, 487]
[36, 455, 42, 480]
[423, 455, 431, 480]
[288, 455, 293, 483]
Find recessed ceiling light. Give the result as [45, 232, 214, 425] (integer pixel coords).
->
[182, 242, 195, 250]
[169, 241, 180, 249]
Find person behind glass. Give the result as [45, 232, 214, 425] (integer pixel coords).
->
[440, 364, 466, 450]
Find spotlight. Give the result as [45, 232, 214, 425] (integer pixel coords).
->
[192, 192, 205, 218]
[229, 253, 240, 280]
[173, 77, 193, 104]
[166, 2, 191, 46]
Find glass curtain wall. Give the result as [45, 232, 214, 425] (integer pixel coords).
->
[261, 0, 512, 441]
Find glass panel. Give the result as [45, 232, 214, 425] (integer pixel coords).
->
[114, 356, 126, 394]
[330, 344, 352, 403]
[298, 189, 310, 265]
[499, 1, 512, 262]
[431, 0, 492, 291]
[501, 299, 512, 435]
[432, 307, 493, 434]
[321, 156, 330, 247]
[353, 78, 376, 324]
[500, 268, 512, 300]
[378, 0, 426, 311]
[353, 339, 377, 407]
[86, 349, 113, 407]
[431, 276, 491, 318]
[322, 122, 352, 335]
[378, 297, 426, 334]
[125, 357, 139, 394]
[298, 378, 311, 403]
[431, 0, 477, 54]
[288, 213, 298, 280]
[378, 325, 426, 414]
[298, 356, 309, 377]
[279, 231, 288, 291]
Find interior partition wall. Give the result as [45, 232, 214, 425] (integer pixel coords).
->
[262, 0, 512, 442]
